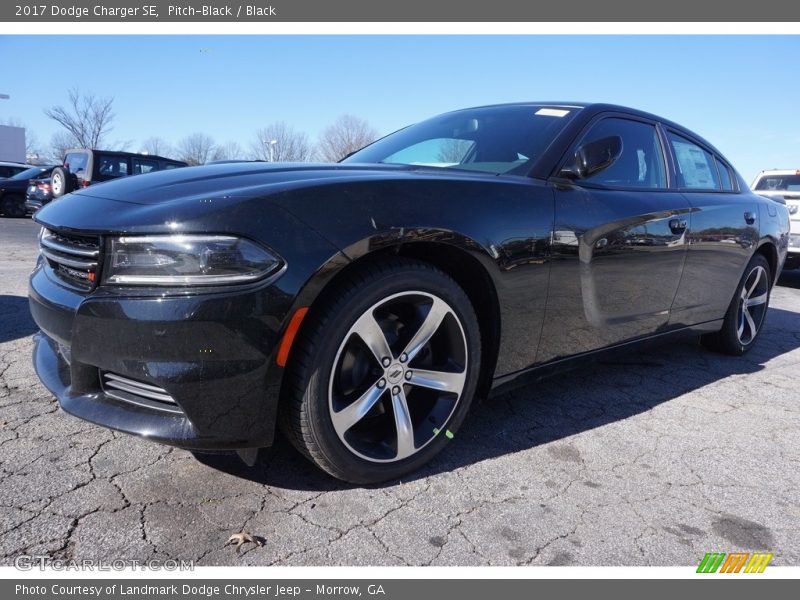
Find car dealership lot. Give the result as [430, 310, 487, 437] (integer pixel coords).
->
[1, 217, 798, 566]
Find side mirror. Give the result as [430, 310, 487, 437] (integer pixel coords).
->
[559, 135, 623, 180]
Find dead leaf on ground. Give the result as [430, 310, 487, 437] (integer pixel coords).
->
[224, 531, 265, 554]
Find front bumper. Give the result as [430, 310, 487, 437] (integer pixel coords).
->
[29, 261, 292, 450]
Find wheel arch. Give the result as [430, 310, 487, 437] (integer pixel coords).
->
[754, 238, 779, 285]
[281, 236, 502, 402]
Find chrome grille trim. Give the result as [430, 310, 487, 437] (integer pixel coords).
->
[40, 248, 98, 270]
[100, 372, 183, 415]
[39, 228, 101, 289]
[40, 235, 99, 258]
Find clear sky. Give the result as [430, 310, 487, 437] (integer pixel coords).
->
[1, 35, 798, 182]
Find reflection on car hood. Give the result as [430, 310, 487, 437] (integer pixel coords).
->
[68, 162, 478, 205]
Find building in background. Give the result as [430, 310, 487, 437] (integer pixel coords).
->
[0, 125, 26, 163]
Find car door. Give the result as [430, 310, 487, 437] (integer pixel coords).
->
[537, 115, 692, 364]
[665, 131, 759, 327]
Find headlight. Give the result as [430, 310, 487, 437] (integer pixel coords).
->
[102, 235, 283, 286]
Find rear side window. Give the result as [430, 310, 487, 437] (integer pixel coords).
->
[64, 152, 88, 176]
[95, 155, 129, 178]
[576, 117, 667, 189]
[133, 158, 158, 174]
[715, 158, 734, 191]
[668, 132, 720, 190]
[163, 162, 183, 170]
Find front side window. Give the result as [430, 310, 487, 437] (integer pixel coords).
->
[668, 132, 720, 190]
[344, 105, 580, 175]
[576, 117, 666, 189]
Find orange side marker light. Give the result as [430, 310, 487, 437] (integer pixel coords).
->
[276, 307, 309, 367]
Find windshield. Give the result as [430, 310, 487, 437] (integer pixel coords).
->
[343, 105, 580, 175]
[11, 166, 50, 180]
[754, 173, 800, 192]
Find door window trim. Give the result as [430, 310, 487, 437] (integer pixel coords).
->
[551, 112, 672, 192]
[664, 128, 740, 194]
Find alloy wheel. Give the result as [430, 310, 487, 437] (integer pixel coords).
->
[737, 264, 769, 345]
[328, 291, 468, 463]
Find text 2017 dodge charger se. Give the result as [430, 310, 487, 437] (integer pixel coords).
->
[29, 103, 790, 483]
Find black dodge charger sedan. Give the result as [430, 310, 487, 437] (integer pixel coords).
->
[29, 103, 790, 483]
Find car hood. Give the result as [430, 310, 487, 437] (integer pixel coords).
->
[67, 162, 466, 205]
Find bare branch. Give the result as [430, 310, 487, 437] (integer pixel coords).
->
[317, 114, 378, 162]
[44, 88, 115, 149]
[177, 133, 216, 166]
[251, 122, 313, 162]
[140, 137, 173, 157]
[212, 141, 246, 162]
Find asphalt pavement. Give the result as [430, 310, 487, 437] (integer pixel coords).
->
[1, 217, 798, 566]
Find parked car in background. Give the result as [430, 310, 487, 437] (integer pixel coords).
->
[29, 102, 790, 484]
[50, 149, 188, 198]
[0, 165, 56, 217]
[24, 173, 55, 215]
[0, 161, 36, 179]
[752, 169, 800, 269]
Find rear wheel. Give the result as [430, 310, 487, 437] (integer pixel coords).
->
[282, 260, 481, 484]
[50, 167, 72, 198]
[0, 194, 25, 218]
[702, 253, 771, 355]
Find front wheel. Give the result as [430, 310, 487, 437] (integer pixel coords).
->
[702, 253, 771, 355]
[282, 260, 481, 484]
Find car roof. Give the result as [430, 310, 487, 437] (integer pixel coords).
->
[455, 101, 729, 159]
[753, 169, 800, 176]
[0, 161, 33, 167]
[63, 148, 187, 164]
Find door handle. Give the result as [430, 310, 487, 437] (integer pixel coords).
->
[669, 219, 687, 234]
[744, 211, 756, 225]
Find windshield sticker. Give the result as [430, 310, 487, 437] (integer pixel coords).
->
[535, 108, 570, 117]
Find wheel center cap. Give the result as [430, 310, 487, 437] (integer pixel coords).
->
[386, 364, 404, 384]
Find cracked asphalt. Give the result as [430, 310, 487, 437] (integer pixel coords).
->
[1, 217, 799, 566]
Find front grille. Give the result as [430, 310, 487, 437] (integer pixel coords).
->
[100, 371, 183, 415]
[40, 228, 101, 289]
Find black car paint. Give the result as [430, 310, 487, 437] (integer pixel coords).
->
[0, 167, 55, 216]
[24, 177, 54, 213]
[29, 103, 790, 451]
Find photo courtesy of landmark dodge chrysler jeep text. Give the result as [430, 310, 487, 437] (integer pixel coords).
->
[28, 103, 790, 483]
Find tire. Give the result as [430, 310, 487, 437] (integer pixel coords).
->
[50, 167, 72, 198]
[702, 253, 771, 356]
[0, 194, 25, 218]
[281, 259, 481, 484]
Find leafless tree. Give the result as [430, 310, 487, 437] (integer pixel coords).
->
[48, 132, 76, 163]
[44, 88, 115, 149]
[317, 114, 378, 162]
[251, 122, 313, 162]
[141, 136, 173, 157]
[177, 133, 216, 166]
[212, 141, 246, 162]
[437, 138, 474, 164]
